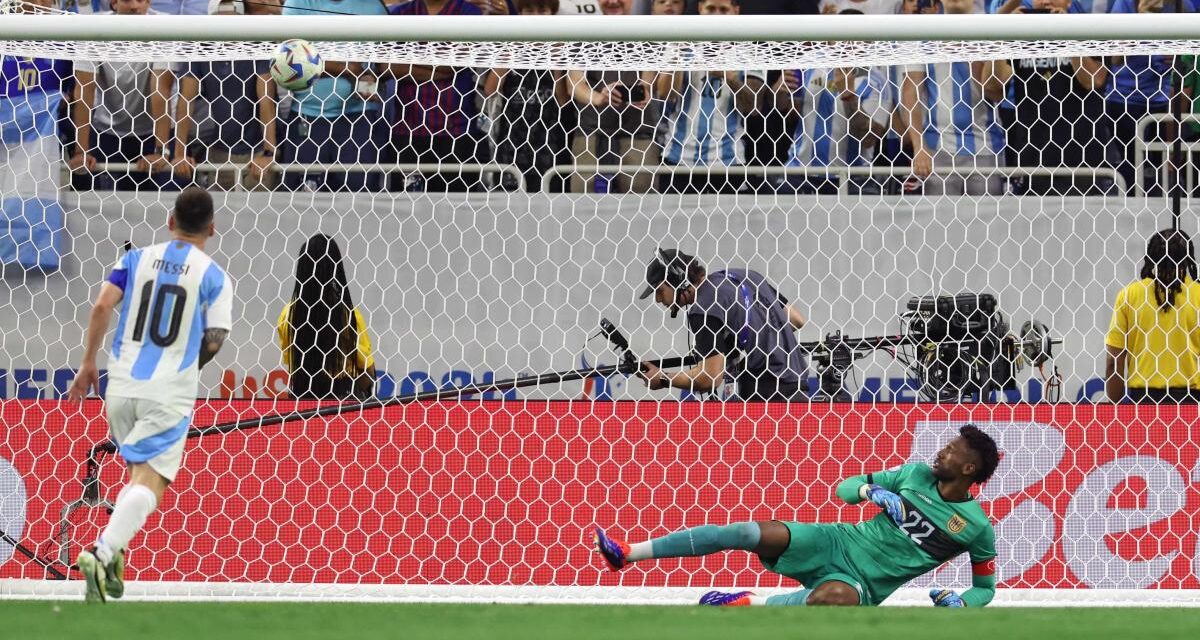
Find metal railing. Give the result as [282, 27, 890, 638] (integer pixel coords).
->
[1134, 112, 1200, 197]
[542, 164, 1125, 195]
[63, 160, 1124, 196]
[71, 162, 527, 193]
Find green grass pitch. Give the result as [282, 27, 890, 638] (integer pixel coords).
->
[1, 601, 1197, 640]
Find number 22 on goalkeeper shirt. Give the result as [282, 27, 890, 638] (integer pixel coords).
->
[840, 463, 998, 605]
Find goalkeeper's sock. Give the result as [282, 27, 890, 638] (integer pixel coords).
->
[764, 589, 812, 606]
[629, 523, 761, 561]
[94, 483, 158, 565]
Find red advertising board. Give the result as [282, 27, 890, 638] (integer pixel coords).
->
[1, 401, 1198, 590]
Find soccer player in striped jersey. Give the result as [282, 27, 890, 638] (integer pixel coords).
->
[658, 0, 766, 194]
[67, 188, 233, 604]
[595, 425, 1000, 607]
[900, 0, 1010, 196]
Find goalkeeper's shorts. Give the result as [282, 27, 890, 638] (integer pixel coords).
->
[758, 522, 873, 605]
[106, 397, 192, 482]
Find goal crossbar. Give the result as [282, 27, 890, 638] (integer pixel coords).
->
[3, 14, 1200, 43]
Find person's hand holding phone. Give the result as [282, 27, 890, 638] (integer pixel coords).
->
[623, 82, 650, 109]
[594, 82, 617, 108]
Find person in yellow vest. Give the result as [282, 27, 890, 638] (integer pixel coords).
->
[1105, 229, 1200, 403]
[276, 234, 376, 399]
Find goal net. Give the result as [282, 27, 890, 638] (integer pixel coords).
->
[2, 8, 1200, 605]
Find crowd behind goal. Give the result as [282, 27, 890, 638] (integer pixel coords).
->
[7, 0, 1200, 197]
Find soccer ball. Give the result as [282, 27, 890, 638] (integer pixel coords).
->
[270, 39, 324, 92]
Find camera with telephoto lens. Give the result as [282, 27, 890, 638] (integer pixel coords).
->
[903, 294, 1015, 402]
[803, 293, 1059, 403]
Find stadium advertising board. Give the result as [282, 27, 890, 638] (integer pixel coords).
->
[2, 401, 1197, 590]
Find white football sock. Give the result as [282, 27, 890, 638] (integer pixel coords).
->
[626, 541, 653, 562]
[95, 483, 158, 565]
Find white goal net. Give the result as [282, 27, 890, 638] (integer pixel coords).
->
[2, 8, 1200, 605]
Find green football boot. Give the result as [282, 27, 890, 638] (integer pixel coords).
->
[105, 549, 125, 600]
[76, 549, 107, 604]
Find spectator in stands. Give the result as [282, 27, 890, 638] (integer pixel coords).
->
[566, 0, 659, 193]
[483, 0, 571, 191]
[1105, 229, 1200, 403]
[65, 0, 207, 11]
[819, 0, 899, 13]
[1179, 53, 1200, 169]
[281, 0, 389, 193]
[278, 234, 377, 400]
[171, 0, 281, 190]
[728, 0, 824, 193]
[899, 0, 1010, 196]
[1000, 0, 1110, 195]
[774, 9, 891, 194]
[385, 0, 487, 192]
[1, 0, 68, 272]
[658, 0, 766, 194]
[685, 0, 821, 12]
[1104, 0, 1195, 195]
[560, 0, 602, 11]
[68, 0, 180, 191]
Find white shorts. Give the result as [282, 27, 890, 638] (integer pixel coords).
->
[105, 397, 192, 482]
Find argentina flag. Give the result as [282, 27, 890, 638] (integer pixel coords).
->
[1, 55, 67, 272]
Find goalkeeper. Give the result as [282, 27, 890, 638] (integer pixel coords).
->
[593, 425, 999, 607]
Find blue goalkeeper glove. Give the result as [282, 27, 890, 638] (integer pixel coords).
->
[929, 588, 965, 607]
[864, 484, 905, 524]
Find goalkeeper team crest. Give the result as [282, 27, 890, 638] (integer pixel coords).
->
[947, 514, 967, 535]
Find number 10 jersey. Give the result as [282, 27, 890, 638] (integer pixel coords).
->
[105, 240, 233, 415]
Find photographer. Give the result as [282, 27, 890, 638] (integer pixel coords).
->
[637, 249, 809, 402]
[1105, 229, 1200, 403]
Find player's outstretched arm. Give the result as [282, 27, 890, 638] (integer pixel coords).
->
[67, 282, 123, 402]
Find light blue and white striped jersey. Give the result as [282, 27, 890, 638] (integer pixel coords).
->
[664, 70, 765, 167]
[906, 61, 1003, 158]
[105, 240, 233, 414]
[786, 68, 890, 168]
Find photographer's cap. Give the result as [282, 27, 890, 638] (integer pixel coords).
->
[638, 248, 694, 300]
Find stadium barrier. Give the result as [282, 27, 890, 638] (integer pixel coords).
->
[1134, 112, 1200, 196]
[540, 165, 1129, 195]
[63, 163, 1124, 195]
[79, 163, 528, 193]
[2, 400, 1199, 605]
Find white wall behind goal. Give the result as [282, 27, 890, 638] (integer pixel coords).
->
[0, 193, 1163, 402]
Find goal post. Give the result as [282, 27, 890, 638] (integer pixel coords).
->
[5, 13, 1200, 41]
[2, 11, 1200, 605]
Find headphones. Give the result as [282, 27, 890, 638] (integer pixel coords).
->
[659, 248, 692, 292]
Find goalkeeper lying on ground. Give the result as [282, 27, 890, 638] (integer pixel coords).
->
[594, 425, 1000, 607]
